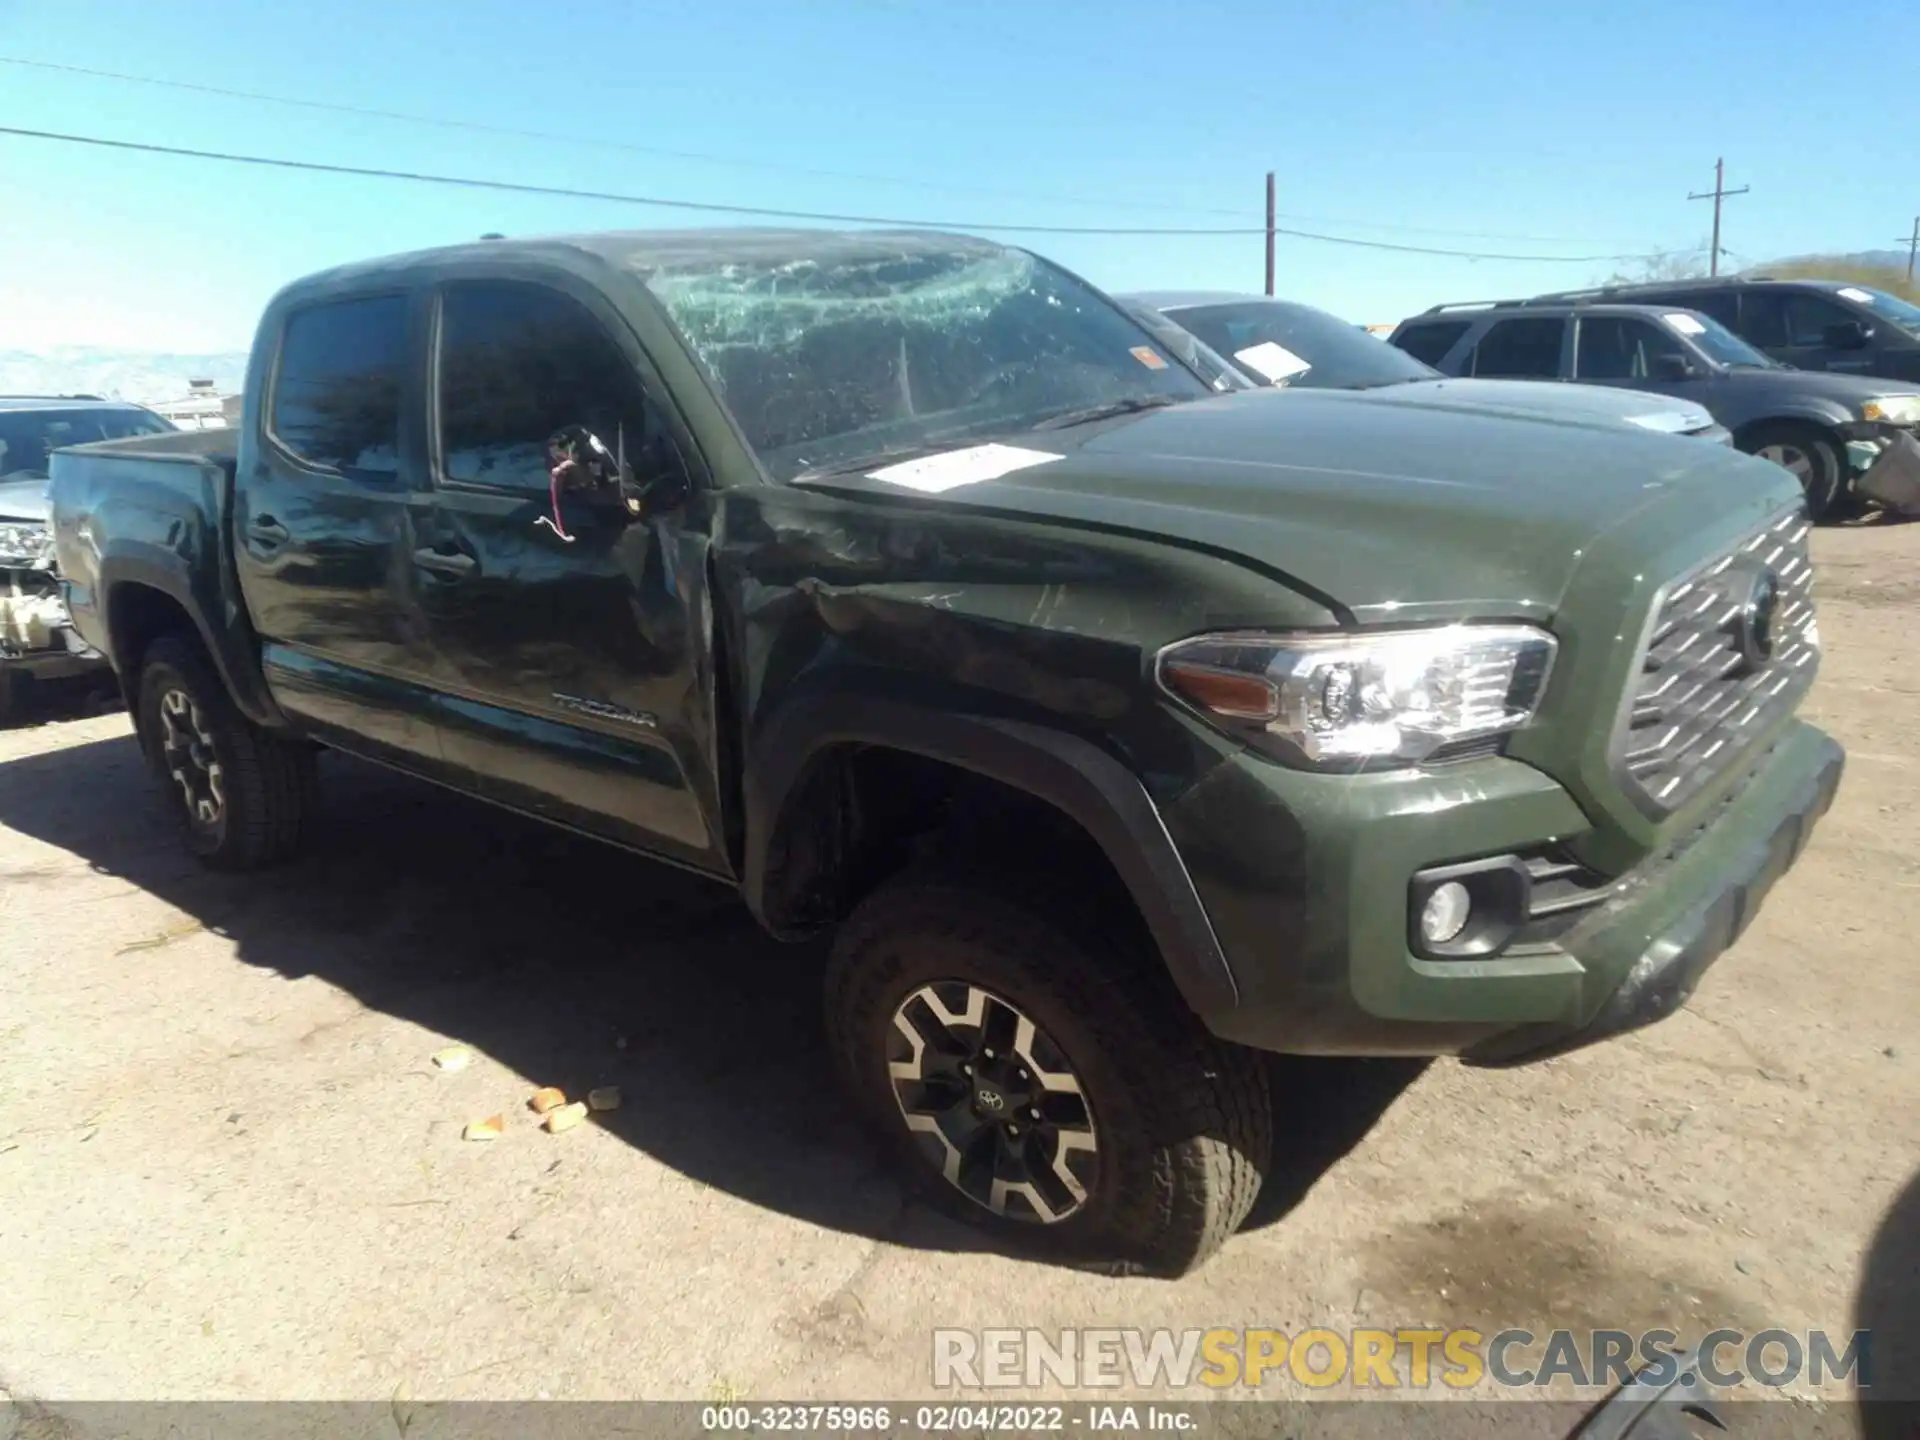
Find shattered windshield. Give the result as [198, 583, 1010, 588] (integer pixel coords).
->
[636, 241, 1212, 481]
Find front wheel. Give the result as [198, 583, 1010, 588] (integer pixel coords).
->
[136, 633, 314, 870]
[1744, 422, 1845, 521]
[824, 868, 1272, 1276]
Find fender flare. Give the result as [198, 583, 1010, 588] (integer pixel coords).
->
[1732, 402, 1854, 438]
[97, 549, 286, 730]
[742, 692, 1240, 1017]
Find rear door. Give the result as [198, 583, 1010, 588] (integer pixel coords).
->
[234, 289, 446, 770]
[410, 274, 727, 872]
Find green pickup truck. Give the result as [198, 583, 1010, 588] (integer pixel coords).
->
[48, 229, 1843, 1275]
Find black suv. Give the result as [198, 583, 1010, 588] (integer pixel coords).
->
[1388, 299, 1920, 519]
[1529, 275, 1920, 384]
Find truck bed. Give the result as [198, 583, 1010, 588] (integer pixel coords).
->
[48, 427, 243, 665]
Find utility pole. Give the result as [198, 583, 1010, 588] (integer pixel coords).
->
[1259, 173, 1274, 297]
[1687, 158, 1749, 277]
[1901, 216, 1919, 287]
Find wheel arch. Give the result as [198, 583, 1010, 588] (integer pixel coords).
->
[743, 692, 1240, 1018]
[99, 555, 285, 731]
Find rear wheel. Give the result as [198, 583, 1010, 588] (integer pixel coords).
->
[1744, 422, 1845, 520]
[824, 867, 1271, 1276]
[136, 633, 314, 870]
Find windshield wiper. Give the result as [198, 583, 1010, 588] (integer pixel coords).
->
[1030, 395, 1182, 431]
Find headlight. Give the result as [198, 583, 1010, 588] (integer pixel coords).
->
[1861, 395, 1920, 425]
[0, 521, 54, 568]
[1156, 624, 1557, 769]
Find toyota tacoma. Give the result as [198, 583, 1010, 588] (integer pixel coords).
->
[49, 229, 1844, 1275]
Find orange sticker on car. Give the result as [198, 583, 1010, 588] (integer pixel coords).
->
[1130, 346, 1168, 370]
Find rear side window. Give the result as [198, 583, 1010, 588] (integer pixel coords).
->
[1468, 317, 1565, 378]
[437, 281, 656, 492]
[271, 295, 408, 476]
[1392, 320, 1471, 367]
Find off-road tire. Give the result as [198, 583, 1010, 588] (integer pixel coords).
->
[1744, 421, 1846, 521]
[136, 632, 314, 870]
[824, 866, 1272, 1276]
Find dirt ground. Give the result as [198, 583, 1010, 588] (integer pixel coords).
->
[0, 523, 1914, 1427]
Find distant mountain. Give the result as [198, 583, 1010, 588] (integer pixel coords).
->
[0, 347, 250, 404]
[1750, 249, 1907, 273]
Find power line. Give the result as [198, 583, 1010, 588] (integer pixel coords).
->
[0, 122, 1659, 263]
[0, 53, 1645, 247]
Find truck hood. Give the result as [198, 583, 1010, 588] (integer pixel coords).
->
[798, 388, 1801, 625]
[0, 476, 51, 523]
[1353, 377, 1718, 435]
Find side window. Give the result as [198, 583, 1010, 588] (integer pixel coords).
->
[1392, 320, 1471, 367]
[1740, 292, 1790, 349]
[1575, 317, 1686, 379]
[1467, 317, 1566, 378]
[1676, 290, 1739, 328]
[438, 281, 659, 492]
[1782, 291, 1860, 346]
[271, 295, 409, 476]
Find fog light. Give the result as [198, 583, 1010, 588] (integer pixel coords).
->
[1419, 881, 1472, 947]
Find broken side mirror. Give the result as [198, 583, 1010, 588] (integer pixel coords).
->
[538, 423, 682, 543]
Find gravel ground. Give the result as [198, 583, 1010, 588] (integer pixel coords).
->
[0, 523, 1914, 1432]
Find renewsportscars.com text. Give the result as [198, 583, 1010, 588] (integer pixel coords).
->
[931, 1327, 1872, 1391]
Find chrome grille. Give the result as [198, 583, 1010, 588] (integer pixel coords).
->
[1611, 507, 1820, 818]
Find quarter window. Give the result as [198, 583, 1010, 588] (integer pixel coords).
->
[271, 295, 408, 476]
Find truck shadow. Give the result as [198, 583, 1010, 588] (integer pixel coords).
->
[0, 732, 1418, 1267]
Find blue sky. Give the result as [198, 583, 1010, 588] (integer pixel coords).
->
[1, 0, 1913, 352]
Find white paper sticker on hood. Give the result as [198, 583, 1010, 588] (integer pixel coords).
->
[1664, 312, 1707, 335]
[864, 443, 1062, 494]
[1234, 341, 1313, 384]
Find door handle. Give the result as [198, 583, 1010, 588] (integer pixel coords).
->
[248, 517, 290, 546]
[413, 546, 478, 579]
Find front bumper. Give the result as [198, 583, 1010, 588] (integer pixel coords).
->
[1851, 427, 1920, 515]
[2, 570, 109, 680]
[1163, 720, 1843, 1062]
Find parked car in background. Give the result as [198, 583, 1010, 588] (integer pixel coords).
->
[1527, 275, 1920, 384]
[1388, 299, 1920, 519]
[1, 396, 175, 721]
[1124, 291, 1732, 444]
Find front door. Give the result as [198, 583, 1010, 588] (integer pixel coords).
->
[410, 275, 727, 873]
[232, 288, 446, 771]
[1741, 290, 1880, 374]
